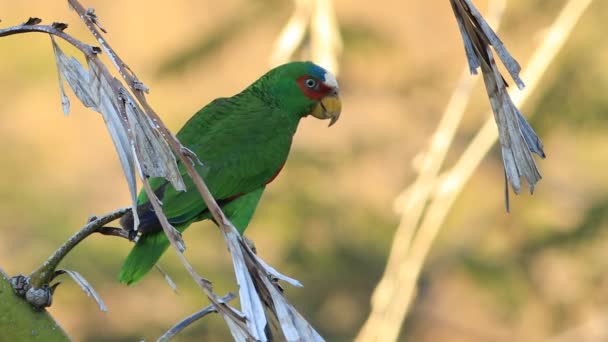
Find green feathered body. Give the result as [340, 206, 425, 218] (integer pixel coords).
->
[119, 61, 338, 285]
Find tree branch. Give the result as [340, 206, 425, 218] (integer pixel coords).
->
[10, 208, 129, 309]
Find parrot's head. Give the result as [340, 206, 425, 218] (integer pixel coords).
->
[265, 61, 341, 127]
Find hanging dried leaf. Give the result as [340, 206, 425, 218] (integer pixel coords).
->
[50, 36, 140, 228]
[450, 0, 545, 202]
[50, 37, 186, 233]
[51, 40, 71, 115]
[254, 264, 324, 341]
[253, 252, 303, 288]
[262, 275, 323, 342]
[238, 240, 324, 341]
[224, 231, 268, 341]
[120, 89, 185, 191]
[480, 51, 543, 194]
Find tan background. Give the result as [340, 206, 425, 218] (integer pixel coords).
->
[1, 0, 607, 340]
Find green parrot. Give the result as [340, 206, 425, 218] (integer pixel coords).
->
[118, 61, 341, 285]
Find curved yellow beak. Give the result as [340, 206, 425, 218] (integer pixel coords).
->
[311, 94, 342, 127]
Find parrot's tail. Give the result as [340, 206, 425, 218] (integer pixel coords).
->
[119, 231, 171, 285]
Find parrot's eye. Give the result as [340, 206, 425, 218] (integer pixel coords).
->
[304, 78, 317, 89]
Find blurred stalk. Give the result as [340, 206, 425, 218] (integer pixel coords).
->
[356, 0, 594, 341]
[270, 0, 342, 74]
[548, 312, 608, 342]
[0, 269, 70, 341]
[270, 0, 312, 68]
[310, 0, 343, 75]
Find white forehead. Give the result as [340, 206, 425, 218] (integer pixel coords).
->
[323, 71, 339, 90]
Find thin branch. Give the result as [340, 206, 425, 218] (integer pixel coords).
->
[0, 22, 99, 56]
[9, 207, 128, 309]
[28, 208, 129, 290]
[157, 293, 237, 342]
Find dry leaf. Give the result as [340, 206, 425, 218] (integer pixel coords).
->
[450, 0, 545, 201]
[55, 269, 107, 312]
[50, 37, 186, 232]
[224, 230, 268, 341]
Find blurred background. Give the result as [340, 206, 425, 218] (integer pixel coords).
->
[1, 0, 607, 341]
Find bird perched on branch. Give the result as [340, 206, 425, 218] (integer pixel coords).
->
[119, 61, 341, 285]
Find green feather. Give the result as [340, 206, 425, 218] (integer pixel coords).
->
[118, 226, 176, 285]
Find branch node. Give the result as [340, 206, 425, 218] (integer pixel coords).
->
[181, 146, 204, 167]
[85, 8, 107, 33]
[90, 45, 102, 54]
[132, 79, 149, 93]
[51, 22, 68, 31]
[23, 17, 42, 26]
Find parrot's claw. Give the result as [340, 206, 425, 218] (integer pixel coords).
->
[180, 146, 204, 167]
[127, 228, 139, 242]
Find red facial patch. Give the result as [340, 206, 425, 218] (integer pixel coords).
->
[296, 75, 333, 100]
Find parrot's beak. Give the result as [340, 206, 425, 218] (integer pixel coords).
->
[311, 93, 341, 127]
